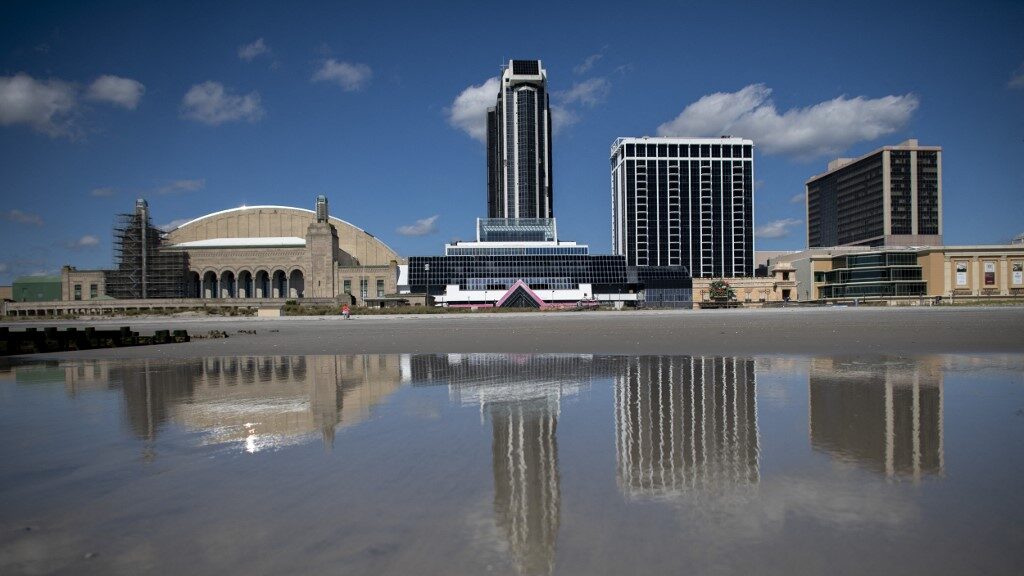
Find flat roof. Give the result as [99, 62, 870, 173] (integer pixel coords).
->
[611, 136, 754, 156]
[806, 139, 942, 183]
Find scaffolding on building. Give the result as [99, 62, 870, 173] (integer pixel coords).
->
[105, 200, 189, 299]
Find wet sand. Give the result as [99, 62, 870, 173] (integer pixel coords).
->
[4, 306, 1023, 359]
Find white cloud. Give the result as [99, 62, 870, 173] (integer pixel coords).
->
[550, 104, 579, 133]
[311, 59, 372, 91]
[757, 218, 802, 239]
[0, 73, 78, 137]
[156, 179, 205, 195]
[158, 218, 190, 232]
[67, 235, 100, 249]
[656, 84, 919, 158]
[238, 38, 270, 61]
[90, 187, 116, 197]
[447, 77, 499, 142]
[3, 209, 44, 226]
[574, 53, 603, 75]
[449, 73, 610, 142]
[557, 77, 610, 107]
[86, 75, 145, 110]
[789, 193, 805, 204]
[181, 81, 264, 125]
[396, 215, 439, 236]
[1009, 62, 1024, 88]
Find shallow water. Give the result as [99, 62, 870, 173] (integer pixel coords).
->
[1, 353, 1022, 575]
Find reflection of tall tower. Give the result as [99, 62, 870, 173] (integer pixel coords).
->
[407, 354, 583, 576]
[809, 357, 944, 479]
[491, 399, 559, 576]
[615, 356, 759, 498]
[114, 360, 197, 441]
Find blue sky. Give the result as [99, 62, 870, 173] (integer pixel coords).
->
[1, 0, 1022, 283]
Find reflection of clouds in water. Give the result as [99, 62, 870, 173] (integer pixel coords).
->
[400, 396, 445, 420]
[463, 495, 515, 568]
[939, 355, 1024, 374]
[670, 471, 918, 549]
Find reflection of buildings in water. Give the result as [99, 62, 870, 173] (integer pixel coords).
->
[409, 353, 593, 576]
[170, 355, 403, 452]
[45, 355, 404, 452]
[491, 399, 560, 576]
[809, 357, 944, 479]
[615, 356, 759, 499]
[408, 353, 600, 409]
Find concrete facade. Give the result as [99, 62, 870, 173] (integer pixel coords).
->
[47, 196, 402, 308]
[691, 277, 786, 305]
[920, 246, 1024, 297]
[807, 139, 943, 248]
[61, 267, 107, 301]
[165, 198, 401, 306]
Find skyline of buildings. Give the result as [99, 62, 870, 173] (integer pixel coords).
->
[6, 56, 1024, 307]
[2, 3, 1021, 287]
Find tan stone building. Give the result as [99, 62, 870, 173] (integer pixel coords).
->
[164, 196, 401, 305]
[919, 245, 1024, 297]
[691, 277, 786, 305]
[50, 196, 403, 308]
[768, 245, 1024, 301]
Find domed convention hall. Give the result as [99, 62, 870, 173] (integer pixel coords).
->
[44, 195, 406, 311]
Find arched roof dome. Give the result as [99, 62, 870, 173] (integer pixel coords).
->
[165, 205, 400, 266]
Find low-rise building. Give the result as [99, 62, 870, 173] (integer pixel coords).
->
[12, 276, 62, 302]
[691, 277, 785, 305]
[769, 245, 1024, 301]
[27, 196, 401, 308]
[407, 218, 691, 308]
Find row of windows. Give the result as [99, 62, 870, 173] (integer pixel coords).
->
[618, 143, 753, 160]
[341, 278, 386, 299]
[72, 283, 99, 300]
[409, 256, 696, 295]
[832, 252, 918, 269]
[819, 282, 927, 298]
[819, 267, 923, 284]
[446, 247, 588, 256]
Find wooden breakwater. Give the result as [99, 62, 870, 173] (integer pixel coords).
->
[0, 326, 190, 356]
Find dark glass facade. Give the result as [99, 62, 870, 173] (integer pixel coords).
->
[817, 251, 926, 298]
[409, 254, 630, 295]
[808, 154, 885, 247]
[408, 254, 691, 301]
[487, 60, 553, 220]
[611, 139, 754, 277]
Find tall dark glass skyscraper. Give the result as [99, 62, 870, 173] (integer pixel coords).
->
[487, 60, 554, 219]
[610, 137, 755, 277]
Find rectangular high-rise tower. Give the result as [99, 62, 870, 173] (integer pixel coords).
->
[487, 60, 553, 219]
[806, 139, 942, 247]
[610, 137, 755, 277]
